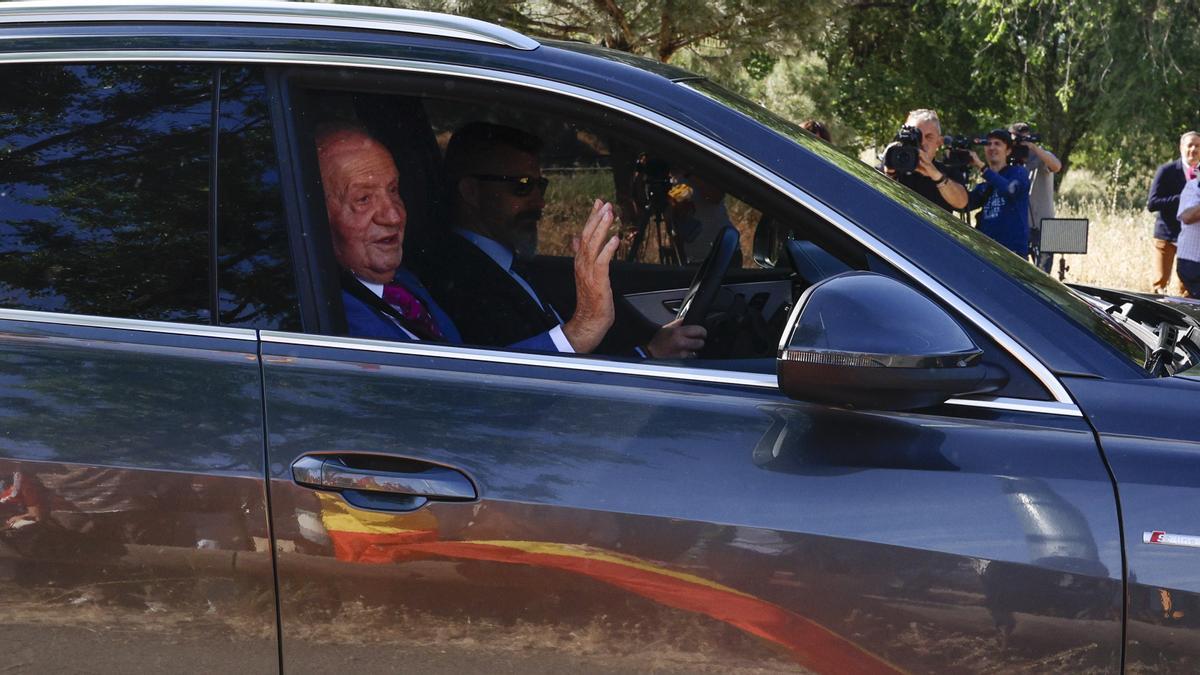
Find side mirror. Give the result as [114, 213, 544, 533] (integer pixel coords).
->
[777, 272, 1006, 410]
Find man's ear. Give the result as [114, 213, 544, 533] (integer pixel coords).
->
[456, 177, 479, 210]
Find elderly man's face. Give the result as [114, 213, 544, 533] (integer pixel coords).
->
[915, 119, 942, 157]
[466, 146, 546, 260]
[1182, 135, 1200, 167]
[318, 131, 407, 284]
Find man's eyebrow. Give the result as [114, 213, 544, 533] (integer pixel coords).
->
[346, 174, 398, 189]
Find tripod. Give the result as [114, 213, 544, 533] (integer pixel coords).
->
[625, 156, 681, 265]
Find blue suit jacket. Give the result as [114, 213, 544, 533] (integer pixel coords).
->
[1148, 159, 1187, 241]
[343, 268, 557, 352]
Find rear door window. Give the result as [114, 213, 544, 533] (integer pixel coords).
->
[0, 63, 298, 329]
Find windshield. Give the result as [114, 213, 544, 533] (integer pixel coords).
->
[683, 79, 1147, 368]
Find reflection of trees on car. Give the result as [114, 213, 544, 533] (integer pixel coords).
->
[0, 64, 297, 329]
[0, 64, 211, 321]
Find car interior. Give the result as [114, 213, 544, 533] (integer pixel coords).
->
[280, 68, 1052, 399]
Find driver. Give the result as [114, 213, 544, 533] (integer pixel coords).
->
[420, 121, 705, 358]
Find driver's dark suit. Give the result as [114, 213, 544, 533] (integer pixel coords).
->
[420, 230, 651, 356]
[419, 231, 566, 349]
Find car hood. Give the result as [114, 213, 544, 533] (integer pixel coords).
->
[1133, 293, 1200, 323]
[1071, 283, 1200, 324]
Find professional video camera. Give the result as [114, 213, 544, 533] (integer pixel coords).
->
[941, 134, 984, 184]
[1010, 131, 1042, 164]
[883, 125, 923, 174]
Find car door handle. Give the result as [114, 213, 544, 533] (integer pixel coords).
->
[291, 455, 476, 501]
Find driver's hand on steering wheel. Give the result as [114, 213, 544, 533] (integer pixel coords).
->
[645, 318, 706, 359]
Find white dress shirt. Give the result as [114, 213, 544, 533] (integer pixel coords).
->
[1176, 178, 1200, 263]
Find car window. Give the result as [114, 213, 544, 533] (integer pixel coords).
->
[0, 63, 298, 330]
[291, 79, 825, 358]
[685, 78, 1147, 368]
[0, 63, 212, 323]
[283, 70, 1048, 398]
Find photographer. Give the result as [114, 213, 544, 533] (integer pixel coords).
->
[1010, 122, 1062, 271]
[967, 129, 1031, 255]
[884, 109, 968, 212]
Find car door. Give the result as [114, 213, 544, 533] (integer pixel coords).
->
[1064, 374, 1200, 671]
[0, 62, 286, 672]
[261, 62, 1123, 673]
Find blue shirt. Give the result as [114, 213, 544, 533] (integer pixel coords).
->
[969, 165, 1031, 256]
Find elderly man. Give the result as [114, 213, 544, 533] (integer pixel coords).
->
[1148, 131, 1200, 295]
[420, 122, 705, 358]
[887, 108, 968, 212]
[317, 123, 616, 351]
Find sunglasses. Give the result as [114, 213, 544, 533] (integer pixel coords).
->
[471, 173, 550, 197]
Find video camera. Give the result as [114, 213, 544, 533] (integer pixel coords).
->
[883, 125, 923, 174]
[940, 134, 984, 183]
[1011, 131, 1042, 164]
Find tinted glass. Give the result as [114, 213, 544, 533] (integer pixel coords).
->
[217, 66, 299, 330]
[0, 63, 211, 322]
[684, 79, 1147, 368]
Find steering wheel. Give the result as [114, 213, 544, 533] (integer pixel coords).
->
[676, 225, 740, 326]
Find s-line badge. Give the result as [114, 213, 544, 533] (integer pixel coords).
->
[1144, 531, 1200, 548]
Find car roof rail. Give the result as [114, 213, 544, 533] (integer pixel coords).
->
[0, 0, 540, 50]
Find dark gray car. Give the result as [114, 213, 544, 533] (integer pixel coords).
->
[0, 2, 1197, 673]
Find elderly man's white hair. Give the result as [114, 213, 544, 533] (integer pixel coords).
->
[904, 108, 941, 128]
[1181, 131, 1200, 144]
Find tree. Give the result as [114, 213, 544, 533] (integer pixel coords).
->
[318, 0, 823, 64]
[812, 0, 1125, 171]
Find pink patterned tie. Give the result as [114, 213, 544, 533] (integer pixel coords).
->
[1189, 165, 1197, 182]
[381, 282, 445, 341]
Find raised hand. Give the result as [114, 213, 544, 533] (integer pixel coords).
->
[562, 199, 620, 353]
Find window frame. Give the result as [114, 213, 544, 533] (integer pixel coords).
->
[262, 60, 1070, 413]
[259, 59, 1076, 417]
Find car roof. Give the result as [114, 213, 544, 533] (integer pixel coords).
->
[0, 0, 540, 50]
[541, 39, 702, 82]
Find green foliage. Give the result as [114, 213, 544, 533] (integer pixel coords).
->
[315, 0, 1200, 186]
[741, 51, 777, 81]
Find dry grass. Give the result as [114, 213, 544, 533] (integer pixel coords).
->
[1051, 204, 1160, 292]
[540, 169, 758, 265]
[1055, 169, 1178, 293]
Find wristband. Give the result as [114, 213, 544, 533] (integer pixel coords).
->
[935, 175, 949, 187]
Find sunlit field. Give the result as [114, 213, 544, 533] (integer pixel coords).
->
[1054, 170, 1172, 294]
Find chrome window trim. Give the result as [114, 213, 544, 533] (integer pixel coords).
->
[943, 396, 1083, 418]
[262, 332, 1082, 417]
[0, 49, 1079, 415]
[0, 307, 258, 341]
[261, 331, 777, 388]
[0, 0, 539, 51]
